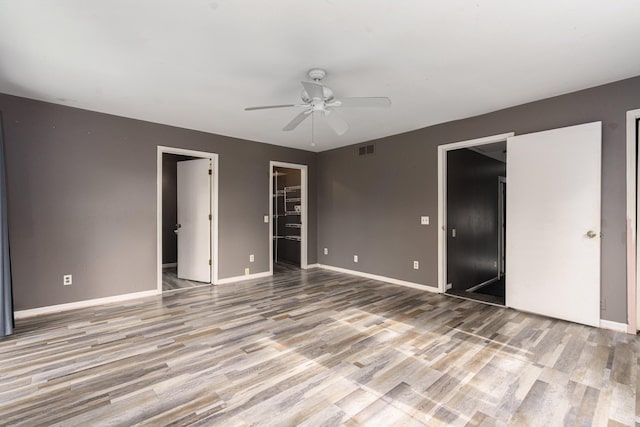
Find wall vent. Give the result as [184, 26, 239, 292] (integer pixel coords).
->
[358, 144, 375, 156]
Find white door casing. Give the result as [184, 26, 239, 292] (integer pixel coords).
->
[177, 158, 211, 282]
[498, 176, 506, 278]
[506, 121, 601, 327]
[637, 117, 640, 330]
[437, 132, 515, 292]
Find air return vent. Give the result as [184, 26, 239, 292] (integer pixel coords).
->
[358, 144, 375, 156]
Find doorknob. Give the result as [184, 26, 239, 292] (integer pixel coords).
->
[586, 230, 597, 239]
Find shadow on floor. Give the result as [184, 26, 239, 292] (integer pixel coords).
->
[446, 276, 505, 306]
[162, 267, 206, 291]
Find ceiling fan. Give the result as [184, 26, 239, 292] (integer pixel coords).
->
[244, 68, 391, 136]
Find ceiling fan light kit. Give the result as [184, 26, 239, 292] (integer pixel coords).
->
[244, 68, 391, 137]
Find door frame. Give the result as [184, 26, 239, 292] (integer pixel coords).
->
[626, 108, 640, 333]
[157, 146, 219, 292]
[269, 161, 308, 274]
[437, 132, 514, 293]
[498, 176, 507, 278]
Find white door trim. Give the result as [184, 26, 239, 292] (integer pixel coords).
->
[626, 108, 640, 333]
[269, 161, 308, 274]
[157, 146, 219, 292]
[437, 132, 514, 293]
[498, 176, 507, 278]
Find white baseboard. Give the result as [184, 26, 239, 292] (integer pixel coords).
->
[216, 271, 272, 285]
[305, 263, 320, 269]
[162, 262, 177, 269]
[14, 289, 161, 319]
[317, 264, 439, 293]
[599, 319, 628, 333]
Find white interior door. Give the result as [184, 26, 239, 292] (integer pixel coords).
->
[177, 158, 211, 282]
[637, 118, 640, 330]
[506, 122, 601, 327]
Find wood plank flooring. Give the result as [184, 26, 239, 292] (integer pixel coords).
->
[162, 267, 205, 291]
[0, 267, 638, 426]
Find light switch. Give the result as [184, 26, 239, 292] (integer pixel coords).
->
[421, 216, 429, 225]
[264, 215, 269, 223]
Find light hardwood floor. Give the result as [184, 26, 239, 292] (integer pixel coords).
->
[1, 267, 638, 426]
[162, 267, 204, 291]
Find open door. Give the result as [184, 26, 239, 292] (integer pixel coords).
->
[506, 122, 601, 327]
[177, 158, 211, 282]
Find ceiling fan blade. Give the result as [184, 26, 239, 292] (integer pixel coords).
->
[332, 97, 391, 108]
[245, 104, 300, 111]
[324, 110, 349, 136]
[282, 110, 311, 131]
[301, 81, 324, 100]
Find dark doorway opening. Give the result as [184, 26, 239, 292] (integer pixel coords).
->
[446, 143, 506, 305]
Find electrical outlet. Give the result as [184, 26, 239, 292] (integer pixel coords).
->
[263, 215, 269, 223]
[324, 248, 328, 255]
[353, 255, 358, 263]
[413, 261, 419, 270]
[446, 283, 452, 290]
[249, 254, 254, 263]
[63, 274, 72, 286]
[244, 268, 250, 275]
[421, 216, 429, 225]
[451, 228, 456, 238]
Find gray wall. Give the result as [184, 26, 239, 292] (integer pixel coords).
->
[0, 94, 317, 310]
[3, 74, 639, 321]
[447, 149, 505, 291]
[318, 75, 640, 323]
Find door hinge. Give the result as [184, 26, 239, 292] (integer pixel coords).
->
[208, 214, 212, 221]
[209, 259, 212, 266]
[208, 169, 212, 175]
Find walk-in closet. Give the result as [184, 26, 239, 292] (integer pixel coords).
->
[272, 167, 302, 268]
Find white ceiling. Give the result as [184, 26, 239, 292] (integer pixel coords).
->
[1, 1, 640, 152]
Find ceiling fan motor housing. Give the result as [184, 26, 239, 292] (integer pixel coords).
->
[301, 68, 334, 103]
[301, 86, 334, 104]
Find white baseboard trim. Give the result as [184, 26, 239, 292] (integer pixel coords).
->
[14, 289, 161, 319]
[216, 271, 272, 285]
[162, 262, 177, 269]
[305, 263, 320, 269]
[599, 319, 628, 333]
[317, 264, 439, 293]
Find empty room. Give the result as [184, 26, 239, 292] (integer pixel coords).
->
[1, 1, 640, 425]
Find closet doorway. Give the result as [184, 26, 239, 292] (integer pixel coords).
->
[269, 161, 308, 274]
[157, 146, 219, 292]
[439, 123, 602, 327]
[443, 138, 508, 306]
[626, 108, 640, 333]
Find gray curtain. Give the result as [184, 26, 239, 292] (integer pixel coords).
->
[0, 118, 13, 337]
